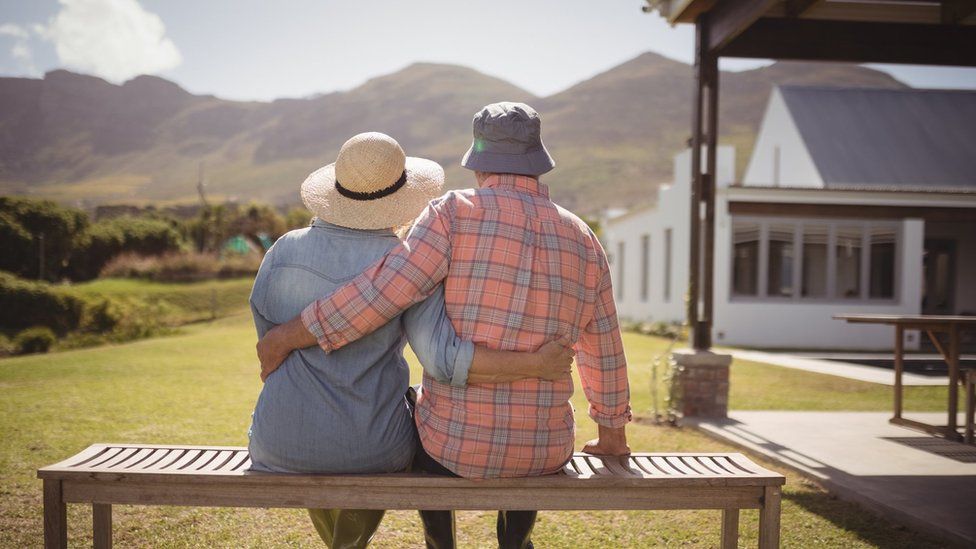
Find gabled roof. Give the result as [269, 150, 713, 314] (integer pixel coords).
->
[779, 86, 976, 190]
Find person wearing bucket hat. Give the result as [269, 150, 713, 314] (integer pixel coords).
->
[259, 105, 632, 549]
[247, 132, 574, 548]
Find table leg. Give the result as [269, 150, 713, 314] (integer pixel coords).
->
[894, 325, 903, 420]
[948, 324, 959, 436]
[966, 370, 975, 445]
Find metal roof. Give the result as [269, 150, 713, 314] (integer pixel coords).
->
[779, 86, 976, 190]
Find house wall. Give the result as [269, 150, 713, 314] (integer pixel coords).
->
[743, 88, 824, 188]
[603, 147, 733, 324]
[711, 203, 925, 350]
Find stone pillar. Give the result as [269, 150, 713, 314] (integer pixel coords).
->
[671, 349, 732, 418]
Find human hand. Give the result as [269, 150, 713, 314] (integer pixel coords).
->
[581, 425, 630, 456]
[256, 316, 316, 382]
[257, 326, 291, 382]
[533, 335, 575, 381]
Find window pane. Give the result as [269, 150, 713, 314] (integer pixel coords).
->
[664, 228, 672, 301]
[767, 224, 795, 297]
[869, 226, 896, 298]
[835, 226, 862, 299]
[732, 222, 759, 296]
[616, 241, 625, 299]
[802, 225, 828, 297]
[640, 234, 650, 302]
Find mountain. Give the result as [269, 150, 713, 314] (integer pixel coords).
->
[0, 54, 904, 213]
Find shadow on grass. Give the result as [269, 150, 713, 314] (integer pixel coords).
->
[784, 486, 958, 549]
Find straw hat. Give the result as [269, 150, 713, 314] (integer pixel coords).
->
[301, 132, 445, 230]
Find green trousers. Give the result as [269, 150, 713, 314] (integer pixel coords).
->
[307, 508, 386, 549]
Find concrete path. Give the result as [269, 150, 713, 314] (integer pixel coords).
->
[692, 411, 976, 547]
[727, 349, 947, 386]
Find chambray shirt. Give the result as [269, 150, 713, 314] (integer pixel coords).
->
[247, 219, 474, 474]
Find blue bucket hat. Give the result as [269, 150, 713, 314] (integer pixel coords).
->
[460, 102, 555, 176]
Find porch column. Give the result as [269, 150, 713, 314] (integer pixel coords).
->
[689, 14, 720, 351]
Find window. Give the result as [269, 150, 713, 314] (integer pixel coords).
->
[732, 222, 760, 296]
[730, 217, 898, 302]
[663, 228, 672, 301]
[640, 234, 650, 302]
[616, 241, 625, 300]
[767, 224, 795, 297]
[801, 225, 828, 297]
[835, 226, 862, 299]
[869, 226, 896, 298]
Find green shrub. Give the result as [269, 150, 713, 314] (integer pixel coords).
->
[0, 196, 89, 281]
[13, 326, 56, 354]
[69, 216, 186, 280]
[0, 272, 87, 334]
[0, 333, 15, 356]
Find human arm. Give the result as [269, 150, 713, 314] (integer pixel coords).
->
[403, 284, 574, 386]
[576, 251, 632, 456]
[257, 200, 453, 378]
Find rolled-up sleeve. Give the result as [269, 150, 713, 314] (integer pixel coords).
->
[575, 250, 632, 428]
[402, 284, 473, 387]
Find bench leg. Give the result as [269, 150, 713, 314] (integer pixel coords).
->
[93, 503, 112, 549]
[721, 508, 739, 549]
[759, 486, 781, 549]
[43, 480, 67, 549]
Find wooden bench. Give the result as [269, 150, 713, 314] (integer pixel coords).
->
[38, 444, 785, 548]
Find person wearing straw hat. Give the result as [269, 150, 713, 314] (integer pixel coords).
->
[258, 103, 631, 549]
[247, 132, 574, 548]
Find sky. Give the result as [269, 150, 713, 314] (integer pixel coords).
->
[1, 0, 975, 102]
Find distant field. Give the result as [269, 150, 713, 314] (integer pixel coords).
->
[0, 314, 949, 547]
[66, 277, 254, 326]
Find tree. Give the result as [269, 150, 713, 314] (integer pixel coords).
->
[0, 197, 89, 280]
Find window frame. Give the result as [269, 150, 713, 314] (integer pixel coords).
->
[729, 216, 901, 304]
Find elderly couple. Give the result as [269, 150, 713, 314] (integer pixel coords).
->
[248, 102, 632, 548]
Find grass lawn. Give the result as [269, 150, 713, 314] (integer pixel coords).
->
[66, 277, 255, 325]
[0, 312, 950, 547]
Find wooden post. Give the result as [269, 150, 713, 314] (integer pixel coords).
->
[688, 18, 705, 350]
[948, 323, 960, 435]
[43, 479, 67, 549]
[701, 35, 719, 352]
[93, 503, 112, 549]
[894, 325, 904, 420]
[759, 486, 781, 549]
[721, 508, 739, 549]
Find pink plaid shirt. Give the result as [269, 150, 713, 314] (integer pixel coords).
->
[302, 174, 631, 479]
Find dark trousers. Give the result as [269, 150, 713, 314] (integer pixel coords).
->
[407, 387, 537, 549]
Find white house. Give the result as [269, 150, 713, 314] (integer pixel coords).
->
[602, 86, 976, 351]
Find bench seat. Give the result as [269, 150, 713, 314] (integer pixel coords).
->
[39, 443, 785, 548]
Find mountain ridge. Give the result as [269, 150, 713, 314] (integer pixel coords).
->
[0, 52, 906, 213]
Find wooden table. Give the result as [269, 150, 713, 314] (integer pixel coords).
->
[834, 314, 976, 441]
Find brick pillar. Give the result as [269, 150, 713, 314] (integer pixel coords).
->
[671, 349, 732, 418]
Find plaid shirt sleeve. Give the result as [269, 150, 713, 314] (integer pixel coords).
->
[575, 247, 632, 428]
[301, 199, 453, 352]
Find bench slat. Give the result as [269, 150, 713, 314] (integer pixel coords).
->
[39, 444, 785, 489]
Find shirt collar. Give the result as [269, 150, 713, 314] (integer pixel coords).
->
[311, 218, 396, 237]
[481, 174, 549, 198]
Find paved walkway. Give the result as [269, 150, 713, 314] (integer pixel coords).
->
[727, 349, 947, 386]
[692, 411, 976, 546]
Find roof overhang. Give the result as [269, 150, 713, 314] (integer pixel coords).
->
[645, 0, 976, 66]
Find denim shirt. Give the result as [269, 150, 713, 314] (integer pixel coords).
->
[247, 219, 474, 473]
